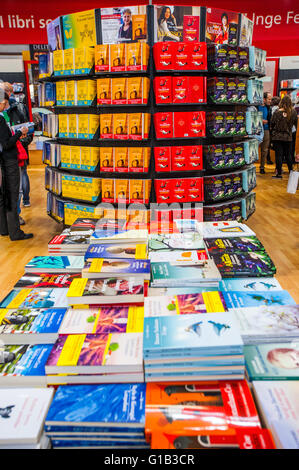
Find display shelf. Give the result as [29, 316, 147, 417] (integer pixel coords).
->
[46, 188, 101, 206]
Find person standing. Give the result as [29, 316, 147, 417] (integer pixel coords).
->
[270, 95, 298, 179]
[0, 92, 33, 240]
[4, 82, 32, 208]
[258, 91, 272, 174]
[291, 101, 298, 165]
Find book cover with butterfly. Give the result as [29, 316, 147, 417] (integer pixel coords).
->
[62, 9, 96, 49]
[143, 312, 243, 356]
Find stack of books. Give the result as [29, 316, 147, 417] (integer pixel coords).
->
[144, 380, 273, 449]
[47, 218, 99, 255]
[0, 388, 54, 449]
[143, 312, 245, 382]
[44, 383, 149, 449]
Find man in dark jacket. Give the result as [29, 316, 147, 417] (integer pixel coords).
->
[258, 91, 273, 173]
[5, 82, 32, 208]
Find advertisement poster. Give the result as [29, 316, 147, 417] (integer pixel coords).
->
[205, 7, 239, 46]
[239, 14, 254, 47]
[100, 6, 147, 44]
[47, 17, 63, 51]
[62, 9, 96, 49]
[154, 5, 201, 43]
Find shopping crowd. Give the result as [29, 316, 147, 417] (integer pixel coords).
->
[258, 92, 298, 178]
[0, 82, 33, 241]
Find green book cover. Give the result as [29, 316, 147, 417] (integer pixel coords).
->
[245, 342, 299, 380]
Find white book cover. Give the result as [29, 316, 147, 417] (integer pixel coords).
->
[203, 222, 255, 238]
[0, 388, 54, 444]
[149, 250, 207, 265]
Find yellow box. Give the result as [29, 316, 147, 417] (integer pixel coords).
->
[102, 179, 114, 203]
[143, 113, 151, 139]
[68, 114, 78, 138]
[128, 147, 144, 172]
[70, 145, 81, 169]
[100, 147, 114, 172]
[115, 179, 129, 203]
[128, 113, 142, 139]
[88, 114, 100, 138]
[127, 76, 142, 104]
[53, 50, 64, 76]
[97, 78, 111, 105]
[66, 80, 77, 106]
[80, 146, 91, 171]
[130, 179, 144, 203]
[126, 43, 142, 70]
[111, 77, 127, 104]
[60, 145, 71, 169]
[114, 147, 128, 172]
[100, 114, 113, 139]
[110, 44, 125, 72]
[95, 44, 110, 72]
[56, 81, 66, 106]
[90, 147, 100, 170]
[78, 114, 89, 139]
[113, 113, 128, 140]
[77, 79, 96, 106]
[63, 48, 75, 76]
[58, 114, 69, 137]
[74, 46, 95, 74]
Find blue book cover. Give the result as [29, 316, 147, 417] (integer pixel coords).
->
[38, 54, 49, 77]
[0, 288, 69, 309]
[25, 256, 85, 273]
[51, 439, 149, 448]
[45, 384, 146, 427]
[0, 344, 53, 378]
[222, 290, 295, 309]
[143, 312, 243, 356]
[45, 82, 56, 106]
[44, 424, 145, 434]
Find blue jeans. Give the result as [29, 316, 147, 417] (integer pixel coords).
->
[19, 162, 30, 205]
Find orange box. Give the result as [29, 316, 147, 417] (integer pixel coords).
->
[113, 113, 128, 140]
[100, 147, 114, 172]
[100, 114, 113, 139]
[110, 44, 126, 72]
[128, 113, 143, 140]
[102, 178, 114, 203]
[115, 179, 129, 203]
[114, 147, 128, 172]
[97, 78, 111, 105]
[95, 45, 110, 72]
[111, 77, 127, 105]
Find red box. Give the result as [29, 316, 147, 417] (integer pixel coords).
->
[172, 178, 189, 203]
[173, 111, 189, 138]
[187, 145, 203, 170]
[153, 42, 174, 71]
[189, 76, 207, 103]
[154, 112, 173, 139]
[154, 76, 172, 104]
[171, 146, 188, 171]
[154, 147, 172, 172]
[155, 179, 173, 203]
[183, 16, 200, 43]
[172, 76, 189, 104]
[186, 177, 204, 202]
[189, 42, 208, 70]
[188, 111, 206, 137]
[173, 43, 190, 70]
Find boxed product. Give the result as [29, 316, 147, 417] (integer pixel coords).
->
[246, 110, 263, 136]
[88, 114, 100, 139]
[171, 145, 189, 171]
[204, 172, 243, 202]
[223, 142, 235, 167]
[249, 47, 267, 75]
[232, 142, 245, 167]
[225, 111, 236, 136]
[112, 77, 127, 105]
[128, 113, 142, 140]
[110, 44, 126, 72]
[154, 77, 172, 104]
[153, 42, 174, 71]
[172, 76, 206, 104]
[188, 145, 203, 170]
[236, 77, 248, 103]
[97, 78, 111, 105]
[115, 179, 129, 203]
[53, 50, 64, 76]
[128, 76, 150, 105]
[45, 82, 56, 106]
[238, 46, 250, 73]
[89, 147, 100, 171]
[186, 176, 204, 202]
[227, 45, 238, 72]
[95, 44, 110, 72]
[207, 44, 230, 72]
[63, 49, 75, 76]
[100, 147, 114, 172]
[173, 43, 190, 70]
[204, 144, 225, 170]
[235, 111, 246, 136]
[38, 53, 51, 78]
[58, 114, 69, 138]
[70, 145, 81, 170]
[207, 77, 227, 103]
[68, 114, 78, 138]
[100, 114, 113, 139]
[66, 80, 77, 106]
[244, 139, 259, 164]
[242, 191, 256, 219]
[128, 147, 150, 173]
[189, 42, 208, 70]
[56, 81, 66, 106]
[77, 114, 89, 139]
[204, 203, 224, 222]
[247, 79, 263, 105]
[126, 43, 149, 72]
[154, 147, 172, 172]
[77, 80, 96, 106]
[130, 179, 151, 204]
[74, 46, 95, 75]
[185, 111, 206, 138]
[225, 77, 238, 102]
[242, 165, 257, 193]
[183, 15, 200, 42]
[154, 178, 173, 203]
[102, 178, 115, 203]
[206, 111, 226, 137]
[113, 113, 128, 140]
[114, 147, 128, 172]
[80, 146, 91, 171]
[60, 145, 71, 169]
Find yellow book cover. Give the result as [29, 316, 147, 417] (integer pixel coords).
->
[128, 147, 143, 173]
[89, 147, 100, 170]
[56, 334, 87, 366]
[58, 114, 69, 137]
[53, 50, 64, 76]
[126, 43, 141, 71]
[56, 81, 66, 106]
[111, 77, 127, 105]
[130, 179, 144, 203]
[92, 178, 102, 201]
[132, 14, 147, 41]
[77, 80, 96, 106]
[115, 179, 129, 203]
[100, 114, 113, 139]
[113, 113, 128, 140]
[127, 76, 142, 104]
[97, 78, 111, 105]
[60, 145, 72, 169]
[70, 146, 81, 169]
[89, 258, 104, 273]
[88, 114, 100, 138]
[95, 44, 110, 72]
[114, 147, 128, 172]
[110, 43, 125, 72]
[74, 46, 95, 74]
[78, 114, 89, 139]
[100, 147, 114, 172]
[80, 146, 91, 171]
[102, 179, 114, 203]
[6, 289, 32, 309]
[128, 113, 142, 140]
[71, 9, 96, 48]
[68, 114, 78, 138]
[63, 48, 75, 76]
[66, 80, 76, 106]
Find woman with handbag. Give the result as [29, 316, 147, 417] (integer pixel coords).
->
[0, 92, 33, 241]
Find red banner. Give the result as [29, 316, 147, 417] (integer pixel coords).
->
[1, 0, 299, 56]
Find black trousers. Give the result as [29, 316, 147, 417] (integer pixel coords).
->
[273, 141, 293, 175]
[0, 160, 24, 240]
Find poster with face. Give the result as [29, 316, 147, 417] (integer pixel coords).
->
[239, 14, 254, 47]
[100, 6, 148, 44]
[205, 8, 240, 46]
[154, 5, 201, 43]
